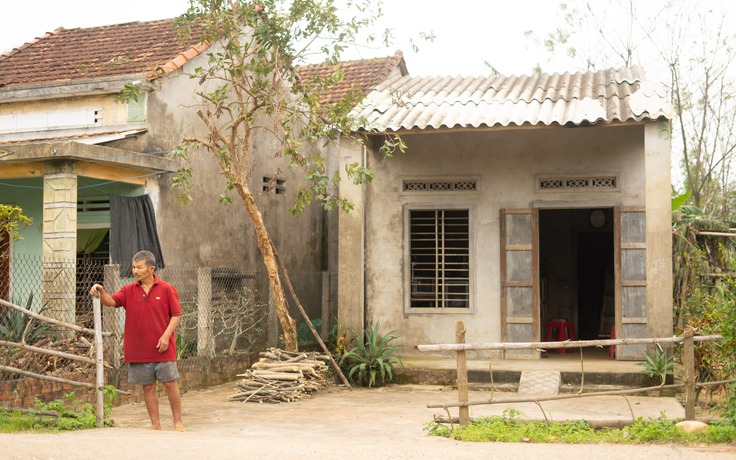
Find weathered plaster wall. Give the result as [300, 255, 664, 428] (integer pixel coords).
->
[355, 124, 664, 357]
[336, 137, 365, 334]
[139, 49, 327, 273]
[644, 122, 673, 339]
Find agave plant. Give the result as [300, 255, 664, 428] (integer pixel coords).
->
[0, 294, 51, 345]
[338, 323, 405, 387]
[637, 346, 676, 386]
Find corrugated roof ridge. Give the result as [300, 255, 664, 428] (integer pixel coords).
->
[355, 64, 672, 131]
[380, 67, 631, 106]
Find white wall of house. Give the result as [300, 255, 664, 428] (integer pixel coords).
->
[341, 123, 672, 358]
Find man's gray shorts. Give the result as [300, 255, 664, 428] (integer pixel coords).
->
[128, 361, 179, 385]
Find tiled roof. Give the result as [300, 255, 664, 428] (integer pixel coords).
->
[296, 51, 408, 104]
[0, 19, 206, 90]
[353, 66, 673, 131]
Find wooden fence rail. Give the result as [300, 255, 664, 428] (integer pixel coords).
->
[418, 321, 728, 425]
[0, 297, 126, 428]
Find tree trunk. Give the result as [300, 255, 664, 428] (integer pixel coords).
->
[235, 183, 298, 351]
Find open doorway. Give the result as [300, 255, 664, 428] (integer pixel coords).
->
[539, 208, 614, 345]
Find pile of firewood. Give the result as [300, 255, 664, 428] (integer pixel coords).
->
[228, 348, 331, 404]
[0, 336, 96, 380]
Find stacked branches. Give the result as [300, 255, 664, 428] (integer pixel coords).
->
[0, 336, 96, 381]
[228, 348, 330, 404]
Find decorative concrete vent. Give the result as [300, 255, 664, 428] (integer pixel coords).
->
[538, 176, 617, 191]
[403, 179, 477, 192]
[262, 176, 287, 194]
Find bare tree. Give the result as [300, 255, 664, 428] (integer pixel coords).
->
[528, 1, 736, 217]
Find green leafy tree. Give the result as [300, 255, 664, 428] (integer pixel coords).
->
[0, 204, 32, 258]
[168, 1, 403, 351]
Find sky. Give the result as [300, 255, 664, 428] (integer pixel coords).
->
[2, 0, 733, 82]
[0, 0, 566, 77]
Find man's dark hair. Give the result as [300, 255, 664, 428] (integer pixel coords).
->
[133, 250, 156, 268]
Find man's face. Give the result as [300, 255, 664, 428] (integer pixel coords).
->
[131, 259, 154, 281]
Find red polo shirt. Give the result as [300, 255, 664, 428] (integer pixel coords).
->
[111, 275, 182, 363]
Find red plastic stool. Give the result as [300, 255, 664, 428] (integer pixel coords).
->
[609, 325, 616, 359]
[545, 318, 575, 354]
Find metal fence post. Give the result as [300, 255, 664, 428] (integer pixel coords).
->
[197, 267, 215, 358]
[456, 321, 469, 425]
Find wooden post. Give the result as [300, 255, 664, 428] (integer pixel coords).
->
[456, 321, 469, 425]
[683, 327, 695, 420]
[93, 296, 105, 428]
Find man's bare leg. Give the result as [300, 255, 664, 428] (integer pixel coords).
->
[142, 383, 161, 429]
[163, 380, 185, 431]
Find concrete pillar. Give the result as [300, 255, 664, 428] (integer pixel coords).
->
[197, 267, 215, 358]
[321, 271, 330, 340]
[41, 162, 77, 331]
[644, 121, 673, 339]
[337, 139, 365, 335]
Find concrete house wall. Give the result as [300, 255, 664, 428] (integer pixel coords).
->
[104, 47, 327, 273]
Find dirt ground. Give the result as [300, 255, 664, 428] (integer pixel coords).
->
[2, 382, 735, 460]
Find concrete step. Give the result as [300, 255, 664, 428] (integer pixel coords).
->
[398, 367, 666, 390]
[517, 371, 561, 395]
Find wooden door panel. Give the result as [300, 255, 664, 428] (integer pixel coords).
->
[615, 208, 647, 359]
[500, 209, 539, 358]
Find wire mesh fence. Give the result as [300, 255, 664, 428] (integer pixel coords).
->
[1, 253, 336, 381]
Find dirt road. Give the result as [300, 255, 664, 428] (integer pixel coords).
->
[2, 383, 734, 460]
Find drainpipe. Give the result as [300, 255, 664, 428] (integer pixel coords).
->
[362, 141, 368, 334]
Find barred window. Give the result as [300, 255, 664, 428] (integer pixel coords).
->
[409, 209, 470, 308]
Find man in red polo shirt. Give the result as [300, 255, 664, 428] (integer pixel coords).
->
[90, 250, 184, 431]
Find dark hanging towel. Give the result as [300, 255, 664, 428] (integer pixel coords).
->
[109, 194, 165, 277]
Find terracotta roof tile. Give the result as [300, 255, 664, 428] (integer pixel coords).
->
[296, 50, 407, 104]
[0, 19, 206, 90]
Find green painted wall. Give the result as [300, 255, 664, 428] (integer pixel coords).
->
[0, 175, 143, 308]
[0, 178, 44, 258]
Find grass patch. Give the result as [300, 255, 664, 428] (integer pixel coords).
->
[0, 387, 117, 433]
[425, 410, 736, 444]
[0, 410, 55, 433]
